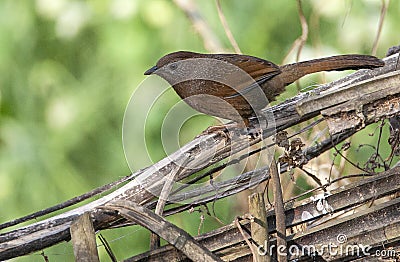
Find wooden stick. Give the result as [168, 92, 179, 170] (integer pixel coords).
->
[249, 193, 270, 262]
[70, 213, 99, 262]
[270, 161, 287, 261]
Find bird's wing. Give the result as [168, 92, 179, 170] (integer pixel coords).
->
[212, 54, 281, 99]
[223, 70, 281, 99]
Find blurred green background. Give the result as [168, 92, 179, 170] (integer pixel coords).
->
[0, 0, 398, 260]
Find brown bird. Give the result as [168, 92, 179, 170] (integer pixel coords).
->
[144, 51, 384, 127]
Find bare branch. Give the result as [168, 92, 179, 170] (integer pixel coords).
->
[101, 201, 222, 262]
[126, 167, 400, 261]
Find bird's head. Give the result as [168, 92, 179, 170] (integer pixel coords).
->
[144, 51, 204, 76]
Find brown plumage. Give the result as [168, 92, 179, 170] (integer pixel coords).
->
[145, 51, 384, 126]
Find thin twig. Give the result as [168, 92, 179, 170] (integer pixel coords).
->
[294, 0, 308, 91]
[295, 0, 308, 63]
[372, 0, 389, 55]
[198, 214, 205, 235]
[215, 0, 242, 54]
[341, 0, 353, 28]
[98, 234, 117, 262]
[309, 9, 324, 82]
[282, 0, 308, 68]
[235, 217, 256, 261]
[375, 120, 391, 170]
[299, 167, 323, 187]
[332, 141, 371, 175]
[173, 0, 224, 52]
[285, 173, 375, 203]
[151, 158, 189, 249]
[0, 174, 134, 230]
[40, 251, 49, 262]
[203, 203, 225, 226]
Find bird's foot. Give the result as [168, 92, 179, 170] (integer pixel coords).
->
[197, 123, 244, 141]
[197, 124, 263, 141]
[246, 126, 263, 139]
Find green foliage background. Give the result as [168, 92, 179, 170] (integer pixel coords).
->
[0, 0, 398, 260]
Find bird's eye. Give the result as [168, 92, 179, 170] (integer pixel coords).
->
[169, 63, 178, 70]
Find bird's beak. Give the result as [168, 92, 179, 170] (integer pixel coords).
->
[144, 66, 158, 75]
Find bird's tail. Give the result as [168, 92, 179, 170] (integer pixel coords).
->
[280, 55, 384, 85]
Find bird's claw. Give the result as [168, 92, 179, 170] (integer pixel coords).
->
[246, 126, 263, 139]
